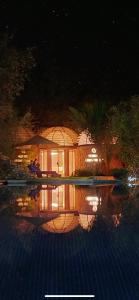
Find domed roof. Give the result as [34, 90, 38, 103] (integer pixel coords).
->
[41, 213, 79, 233]
[41, 127, 78, 146]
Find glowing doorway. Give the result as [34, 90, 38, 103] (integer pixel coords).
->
[51, 150, 65, 176]
[39, 150, 47, 171]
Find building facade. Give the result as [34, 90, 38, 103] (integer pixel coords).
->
[15, 126, 123, 175]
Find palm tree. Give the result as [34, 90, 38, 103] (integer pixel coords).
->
[69, 101, 113, 173]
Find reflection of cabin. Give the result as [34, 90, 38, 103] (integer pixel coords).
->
[42, 213, 79, 233]
[14, 126, 123, 175]
[16, 185, 124, 233]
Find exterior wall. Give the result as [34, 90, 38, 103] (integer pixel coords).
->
[109, 155, 124, 169]
[75, 145, 106, 174]
[75, 145, 94, 170]
[13, 126, 124, 174]
[75, 144, 124, 174]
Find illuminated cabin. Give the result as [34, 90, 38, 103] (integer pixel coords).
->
[14, 126, 123, 174]
[40, 126, 78, 176]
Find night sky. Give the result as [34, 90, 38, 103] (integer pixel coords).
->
[0, 1, 139, 126]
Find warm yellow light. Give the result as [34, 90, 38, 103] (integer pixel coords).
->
[92, 205, 98, 212]
[14, 159, 22, 162]
[91, 148, 96, 153]
[52, 203, 58, 207]
[88, 154, 98, 158]
[85, 158, 93, 162]
[86, 196, 100, 212]
[86, 196, 98, 201]
[93, 158, 98, 162]
[16, 198, 22, 202]
[51, 151, 58, 155]
[18, 203, 23, 206]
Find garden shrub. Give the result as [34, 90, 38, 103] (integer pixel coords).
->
[112, 184, 129, 196]
[0, 163, 33, 179]
[74, 169, 94, 177]
[109, 168, 128, 179]
[74, 169, 105, 177]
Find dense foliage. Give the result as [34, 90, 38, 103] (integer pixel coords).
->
[0, 33, 35, 156]
[110, 96, 139, 174]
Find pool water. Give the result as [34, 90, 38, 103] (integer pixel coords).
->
[0, 184, 139, 300]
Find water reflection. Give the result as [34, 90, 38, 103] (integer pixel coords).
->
[10, 184, 130, 233]
[0, 184, 139, 299]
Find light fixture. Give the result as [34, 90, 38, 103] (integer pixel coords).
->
[91, 148, 96, 153]
[93, 158, 98, 162]
[52, 203, 58, 207]
[51, 151, 58, 155]
[86, 196, 98, 201]
[88, 154, 98, 158]
[85, 158, 93, 162]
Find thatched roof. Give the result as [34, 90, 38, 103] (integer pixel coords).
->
[41, 126, 78, 146]
[17, 135, 58, 146]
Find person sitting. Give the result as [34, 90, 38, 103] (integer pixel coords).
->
[28, 160, 39, 173]
[27, 159, 61, 178]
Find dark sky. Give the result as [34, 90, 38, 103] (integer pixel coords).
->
[0, 1, 139, 125]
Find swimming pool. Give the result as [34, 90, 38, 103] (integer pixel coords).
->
[0, 184, 138, 300]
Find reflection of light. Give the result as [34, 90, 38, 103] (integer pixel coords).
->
[92, 205, 98, 212]
[86, 196, 100, 212]
[79, 214, 95, 231]
[128, 183, 135, 187]
[112, 214, 122, 227]
[52, 203, 58, 207]
[128, 176, 136, 182]
[86, 196, 98, 201]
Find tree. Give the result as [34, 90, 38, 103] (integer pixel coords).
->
[0, 33, 35, 156]
[69, 101, 113, 172]
[0, 33, 35, 102]
[110, 96, 139, 175]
